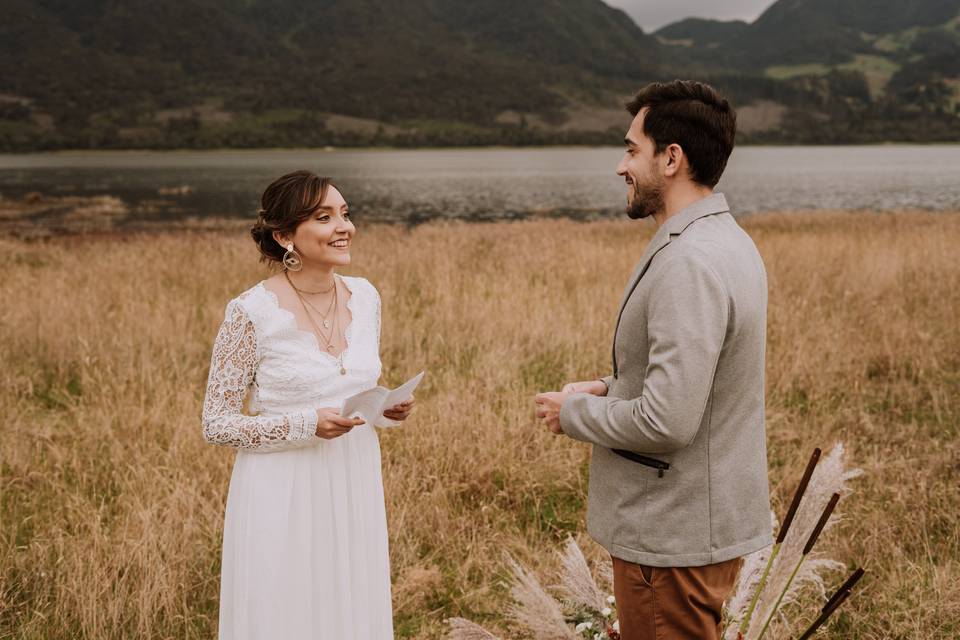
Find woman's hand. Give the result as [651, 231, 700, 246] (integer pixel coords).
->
[315, 408, 365, 439]
[383, 397, 415, 422]
[561, 380, 608, 396]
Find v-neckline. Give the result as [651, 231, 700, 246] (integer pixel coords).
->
[258, 276, 356, 363]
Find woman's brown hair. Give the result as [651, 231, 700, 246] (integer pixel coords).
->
[250, 170, 335, 263]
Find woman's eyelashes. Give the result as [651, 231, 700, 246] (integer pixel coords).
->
[316, 211, 349, 223]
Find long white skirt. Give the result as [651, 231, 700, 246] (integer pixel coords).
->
[217, 423, 393, 639]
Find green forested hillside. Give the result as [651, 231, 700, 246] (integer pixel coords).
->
[1, 0, 958, 150]
[725, 0, 959, 67]
[658, 0, 960, 143]
[655, 18, 749, 47]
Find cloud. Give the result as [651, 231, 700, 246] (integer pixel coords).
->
[604, 0, 776, 32]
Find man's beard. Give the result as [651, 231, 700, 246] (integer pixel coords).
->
[626, 176, 665, 220]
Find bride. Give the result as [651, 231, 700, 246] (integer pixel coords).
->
[201, 170, 414, 639]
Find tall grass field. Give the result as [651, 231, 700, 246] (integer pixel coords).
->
[1, 211, 958, 638]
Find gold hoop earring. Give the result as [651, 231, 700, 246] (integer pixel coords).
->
[282, 244, 303, 271]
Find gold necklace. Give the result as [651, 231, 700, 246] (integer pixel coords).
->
[293, 287, 337, 349]
[285, 271, 336, 328]
[286, 272, 336, 295]
[290, 283, 347, 375]
[298, 285, 337, 329]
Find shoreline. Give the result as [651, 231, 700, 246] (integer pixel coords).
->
[5, 181, 960, 240]
[3, 140, 960, 158]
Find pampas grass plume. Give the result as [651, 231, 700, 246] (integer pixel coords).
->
[447, 617, 502, 640]
[723, 513, 778, 639]
[505, 553, 579, 640]
[745, 443, 862, 638]
[555, 535, 607, 613]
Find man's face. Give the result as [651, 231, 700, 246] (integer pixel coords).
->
[616, 108, 665, 220]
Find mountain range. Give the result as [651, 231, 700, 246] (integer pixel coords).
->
[1, 0, 958, 150]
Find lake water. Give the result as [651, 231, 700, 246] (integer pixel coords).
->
[1, 145, 958, 229]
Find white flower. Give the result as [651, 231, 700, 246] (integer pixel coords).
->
[601, 607, 613, 617]
[575, 621, 594, 633]
[593, 633, 603, 640]
[613, 620, 620, 633]
[606, 595, 616, 605]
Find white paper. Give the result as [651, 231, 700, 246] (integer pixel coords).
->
[341, 371, 424, 424]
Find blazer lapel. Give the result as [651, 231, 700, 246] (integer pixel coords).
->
[615, 227, 671, 318]
[610, 228, 672, 375]
[609, 192, 732, 376]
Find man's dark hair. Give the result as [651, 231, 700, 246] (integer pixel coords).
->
[626, 80, 736, 188]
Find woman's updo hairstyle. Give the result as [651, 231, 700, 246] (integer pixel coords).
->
[250, 170, 335, 264]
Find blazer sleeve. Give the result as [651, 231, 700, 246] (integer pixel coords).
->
[599, 374, 614, 393]
[560, 253, 729, 453]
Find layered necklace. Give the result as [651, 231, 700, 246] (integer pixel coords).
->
[285, 270, 347, 375]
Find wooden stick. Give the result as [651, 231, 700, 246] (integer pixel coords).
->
[779, 448, 822, 545]
[803, 493, 840, 555]
[795, 567, 865, 639]
[797, 591, 851, 639]
[822, 567, 864, 613]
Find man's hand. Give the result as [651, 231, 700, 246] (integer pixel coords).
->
[561, 379, 608, 396]
[534, 391, 571, 435]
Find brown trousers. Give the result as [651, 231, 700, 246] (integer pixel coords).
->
[612, 556, 741, 640]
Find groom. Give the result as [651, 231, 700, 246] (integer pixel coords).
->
[535, 80, 772, 640]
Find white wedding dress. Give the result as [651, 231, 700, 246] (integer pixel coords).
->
[202, 276, 395, 640]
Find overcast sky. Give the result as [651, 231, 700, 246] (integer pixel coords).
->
[605, 0, 777, 32]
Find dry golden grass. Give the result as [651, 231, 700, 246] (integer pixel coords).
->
[1, 211, 958, 639]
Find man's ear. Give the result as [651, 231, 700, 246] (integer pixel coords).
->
[663, 143, 684, 178]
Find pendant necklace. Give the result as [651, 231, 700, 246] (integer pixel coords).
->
[289, 276, 347, 374]
[286, 271, 337, 329]
[329, 297, 347, 375]
[301, 292, 337, 329]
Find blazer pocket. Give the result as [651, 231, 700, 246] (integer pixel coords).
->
[610, 472, 648, 551]
[612, 449, 671, 477]
[638, 463, 710, 556]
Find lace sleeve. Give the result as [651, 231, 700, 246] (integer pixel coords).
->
[201, 299, 319, 452]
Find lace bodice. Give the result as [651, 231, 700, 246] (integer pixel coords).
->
[201, 276, 387, 452]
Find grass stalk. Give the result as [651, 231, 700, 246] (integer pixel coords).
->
[756, 492, 841, 640]
[2, 212, 958, 638]
[756, 556, 806, 640]
[738, 447, 821, 636]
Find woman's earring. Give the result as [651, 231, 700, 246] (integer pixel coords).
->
[282, 244, 303, 271]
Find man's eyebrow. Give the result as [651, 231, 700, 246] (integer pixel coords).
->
[624, 137, 637, 147]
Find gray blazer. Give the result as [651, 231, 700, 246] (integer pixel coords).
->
[560, 193, 772, 567]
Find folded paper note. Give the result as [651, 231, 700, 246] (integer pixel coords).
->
[341, 371, 425, 425]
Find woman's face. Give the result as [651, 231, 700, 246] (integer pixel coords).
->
[282, 186, 356, 268]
